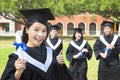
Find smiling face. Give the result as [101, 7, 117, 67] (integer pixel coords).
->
[103, 26, 113, 36]
[75, 32, 81, 41]
[26, 22, 47, 47]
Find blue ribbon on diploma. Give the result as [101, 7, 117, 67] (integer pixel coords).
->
[80, 51, 84, 56]
[104, 47, 110, 55]
[13, 42, 28, 52]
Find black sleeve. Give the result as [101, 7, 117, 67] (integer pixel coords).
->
[114, 37, 120, 54]
[1, 53, 18, 80]
[58, 42, 63, 53]
[85, 42, 93, 60]
[93, 38, 102, 60]
[66, 44, 74, 63]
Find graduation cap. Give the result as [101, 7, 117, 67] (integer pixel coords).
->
[74, 28, 83, 33]
[49, 25, 61, 31]
[101, 21, 114, 29]
[102, 21, 120, 32]
[19, 8, 55, 25]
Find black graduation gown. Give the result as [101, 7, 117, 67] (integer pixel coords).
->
[66, 40, 92, 80]
[1, 45, 73, 80]
[46, 36, 63, 56]
[46, 36, 67, 79]
[94, 34, 120, 80]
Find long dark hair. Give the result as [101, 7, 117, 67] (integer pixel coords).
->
[72, 32, 83, 40]
[22, 22, 49, 44]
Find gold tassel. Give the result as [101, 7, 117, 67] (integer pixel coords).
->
[114, 22, 116, 32]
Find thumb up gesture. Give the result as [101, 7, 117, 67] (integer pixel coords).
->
[56, 50, 64, 65]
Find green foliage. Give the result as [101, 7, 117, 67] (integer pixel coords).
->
[94, 0, 120, 21]
[0, 0, 120, 22]
[0, 36, 15, 40]
[0, 39, 15, 76]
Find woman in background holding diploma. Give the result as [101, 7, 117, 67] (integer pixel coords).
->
[66, 28, 92, 80]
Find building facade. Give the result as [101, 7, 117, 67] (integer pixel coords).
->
[0, 12, 120, 36]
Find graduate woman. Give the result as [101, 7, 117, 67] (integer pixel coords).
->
[66, 28, 92, 80]
[1, 8, 73, 80]
[94, 21, 120, 80]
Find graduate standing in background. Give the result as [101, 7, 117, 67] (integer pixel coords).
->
[66, 28, 92, 80]
[46, 25, 62, 56]
[94, 21, 120, 80]
[46, 25, 68, 80]
[1, 8, 73, 80]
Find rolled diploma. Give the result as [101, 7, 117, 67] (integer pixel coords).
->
[15, 31, 24, 59]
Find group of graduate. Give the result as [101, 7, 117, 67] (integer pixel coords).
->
[1, 8, 120, 80]
[66, 20, 120, 80]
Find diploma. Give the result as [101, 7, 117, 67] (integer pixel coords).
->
[13, 31, 28, 59]
[73, 49, 84, 58]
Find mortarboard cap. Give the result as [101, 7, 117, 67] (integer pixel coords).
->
[49, 25, 61, 31]
[19, 8, 55, 25]
[101, 21, 114, 28]
[74, 28, 83, 33]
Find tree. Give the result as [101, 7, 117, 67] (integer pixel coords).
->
[0, 0, 120, 23]
[0, 0, 47, 24]
[96, 0, 120, 21]
[63, 0, 120, 21]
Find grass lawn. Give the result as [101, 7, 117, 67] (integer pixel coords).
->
[0, 39, 15, 77]
[0, 39, 99, 80]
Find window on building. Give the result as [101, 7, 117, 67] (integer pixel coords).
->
[78, 22, 85, 35]
[2, 23, 9, 32]
[89, 22, 96, 35]
[57, 22, 63, 36]
[67, 22, 74, 35]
